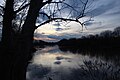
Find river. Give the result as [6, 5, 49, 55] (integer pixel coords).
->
[26, 45, 120, 80]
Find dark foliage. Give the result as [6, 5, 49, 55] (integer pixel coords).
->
[58, 27, 120, 49]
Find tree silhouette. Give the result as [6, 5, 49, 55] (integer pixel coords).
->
[0, 0, 93, 80]
[100, 30, 112, 38]
[113, 26, 120, 37]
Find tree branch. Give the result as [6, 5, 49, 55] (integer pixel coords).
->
[14, 3, 30, 13]
[43, 0, 52, 4]
[0, 5, 5, 10]
[77, 0, 88, 19]
[42, 0, 53, 6]
[19, 0, 28, 9]
[35, 18, 83, 29]
[39, 12, 51, 19]
[0, 13, 3, 16]
[49, 1, 78, 12]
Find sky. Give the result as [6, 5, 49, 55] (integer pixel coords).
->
[0, 0, 120, 42]
[34, 0, 120, 42]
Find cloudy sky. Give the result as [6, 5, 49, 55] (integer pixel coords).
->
[34, 0, 120, 42]
[0, 0, 120, 42]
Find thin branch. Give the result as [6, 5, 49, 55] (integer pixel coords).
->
[79, 0, 86, 4]
[19, 0, 28, 9]
[50, 1, 63, 4]
[14, 3, 30, 13]
[43, 1, 80, 19]
[0, 21, 3, 25]
[63, 2, 79, 12]
[18, 11, 26, 32]
[56, 2, 62, 18]
[66, 9, 73, 19]
[43, 0, 53, 5]
[0, 13, 3, 16]
[82, 0, 88, 15]
[35, 18, 83, 29]
[46, 2, 62, 19]
[46, 1, 79, 12]
[77, 0, 88, 19]
[46, 0, 53, 4]
[39, 12, 51, 19]
[0, 5, 5, 10]
[0, 5, 4, 17]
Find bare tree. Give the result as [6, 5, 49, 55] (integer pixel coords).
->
[0, 0, 93, 80]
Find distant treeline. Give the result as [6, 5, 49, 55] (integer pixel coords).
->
[58, 27, 120, 62]
[33, 39, 56, 48]
[33, 27, 120, 49]
[58, 26, 120, 49]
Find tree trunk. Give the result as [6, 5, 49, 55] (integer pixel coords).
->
[0, 35, 34, 80]
[1, 0, 14, 51]
[0, 0, 15, 80]
[1, 0, 44, 80]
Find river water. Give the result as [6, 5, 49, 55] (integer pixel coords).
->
[26, 45, 120, 80]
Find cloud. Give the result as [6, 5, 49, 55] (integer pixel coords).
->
[35, 0, 120, 41]
[34, 32, 84, 42]
[47, 32, 87, 40]
[89, 2, 115, 16]
[34, 33, 59, 42]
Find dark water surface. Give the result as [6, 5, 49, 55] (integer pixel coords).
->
[26, 46, 120, 80]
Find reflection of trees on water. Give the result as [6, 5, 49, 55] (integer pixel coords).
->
[59, 46, 120, 66]
[27, 60, 120, 80]
[70, 60, 120, 80]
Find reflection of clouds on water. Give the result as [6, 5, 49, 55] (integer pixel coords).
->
[35, 46, 61, 54]
[32, 46, 92, 68]
[56, 56, 64, 60]
[27, 46, 96, 80]
[27, 46, 120, 80]
[54, 61, 61, 65]
[27, 60, 120, 80]
[32, 51, 89, 68]
[26, 64, 51, 80]
[27, 46, 91, 80]
[56, 56, 71, 61]
[54, 56, 72, 65]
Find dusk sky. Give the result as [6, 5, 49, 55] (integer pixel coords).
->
[34, 0, 120, 42]
[0, 0, 120, 42]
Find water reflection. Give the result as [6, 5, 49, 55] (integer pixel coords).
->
[27, 45, 120, 80]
